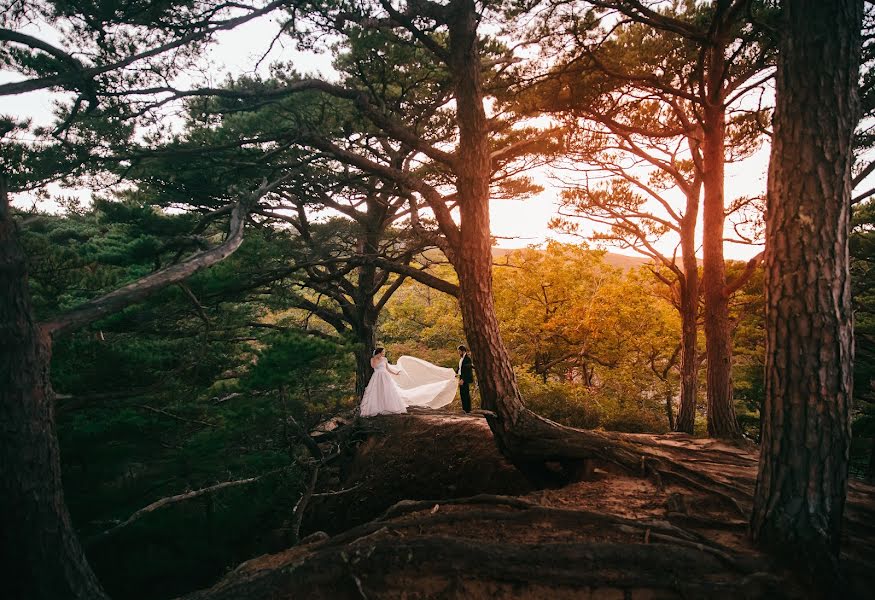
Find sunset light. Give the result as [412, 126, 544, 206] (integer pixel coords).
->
[2, 2, 871, 599]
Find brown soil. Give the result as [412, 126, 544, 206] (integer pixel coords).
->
[303, 409, 530, 535]
[184, 410, 875, 600]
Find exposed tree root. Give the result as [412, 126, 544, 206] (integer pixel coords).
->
[185, 529, 791, 600]
[290, 465, 319, 545]
[489, 409, 755, 515]
[182, 411, 875, 600]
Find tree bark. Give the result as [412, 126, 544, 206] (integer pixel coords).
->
[676, 207, 700, 434]
[353, 228, 380, 399]
[445, 0, 525, 421]
[1, 179, 265, 599]
[0, 175, 109, 599]
[751, 0, 862, 585]
[353, 324, 376, 399]
[453, 247, 523, 417]
[701, 76, 740, 439]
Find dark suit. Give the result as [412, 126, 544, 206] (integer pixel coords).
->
[458, 353, 474, 413]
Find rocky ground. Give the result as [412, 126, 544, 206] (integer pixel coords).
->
[184, 409, 875, 600]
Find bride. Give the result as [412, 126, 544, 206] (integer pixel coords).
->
[359, 347, 458, 417]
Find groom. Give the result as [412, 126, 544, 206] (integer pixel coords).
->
[457, 345, 475, 413]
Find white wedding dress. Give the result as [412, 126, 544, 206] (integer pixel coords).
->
[359, 356, 459, 417]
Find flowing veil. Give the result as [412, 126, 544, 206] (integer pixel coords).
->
[391, 356, 459, 409]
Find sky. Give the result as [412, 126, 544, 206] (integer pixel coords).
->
[2, 12, 768, 261]
[488, 148, 769, 260]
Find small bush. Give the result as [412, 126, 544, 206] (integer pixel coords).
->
[518, 372, 601, 429]
[517, 371, 669, 433]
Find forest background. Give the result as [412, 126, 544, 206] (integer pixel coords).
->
[2, 1, 874, 598]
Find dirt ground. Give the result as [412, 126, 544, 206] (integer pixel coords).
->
[185, 410, 875, 600]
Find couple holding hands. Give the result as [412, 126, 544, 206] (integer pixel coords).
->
[359, 345, 475, 417]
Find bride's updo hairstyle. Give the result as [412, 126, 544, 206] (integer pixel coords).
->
[373, 347, 385, 357]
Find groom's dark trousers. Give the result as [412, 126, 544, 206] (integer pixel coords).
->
[460, 381, 471, 413]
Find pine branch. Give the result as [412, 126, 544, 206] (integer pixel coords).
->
[40, 176, 289, 337]
[89, 469, 287, 543]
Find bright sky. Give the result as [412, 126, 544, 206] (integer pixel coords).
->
[489, 147, 768, 261]
[2, 14, 767, 261]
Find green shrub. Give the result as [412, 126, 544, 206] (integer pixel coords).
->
[517, 371, 602, 429]
[517, 370, 669, 433]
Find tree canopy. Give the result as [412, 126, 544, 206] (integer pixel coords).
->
[2, 1, 872, 599]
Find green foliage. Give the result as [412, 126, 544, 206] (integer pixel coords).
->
[241, 331, 354, 414]
[19, 199, 358, 599]
[727, 260, 766, 440]
[58, 388, 306, 600]
[382, 243, 682, 433]
[851, 200, 875, 475]
[516, 370, 601, 429]
[517, 369, 668, 433]
[380, 263, 464, 359]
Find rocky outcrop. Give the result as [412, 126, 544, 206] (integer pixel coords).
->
[183, 410, 875, 600]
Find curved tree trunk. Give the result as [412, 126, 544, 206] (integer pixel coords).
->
[453, 246, 522, 418]
[435, 0, 747, 491]
[751, 0, 862, 585]
[444, 0, 704, 470]
[0, 176, 109, 599]
[1, 180, 263, 599]
[445, 0, 523, 421]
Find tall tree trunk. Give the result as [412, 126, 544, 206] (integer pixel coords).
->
[676, 212, 699, 434]
[453, 245, 522, 417]
[353, 317, 377, 399]
[701, 90, 740, 439]
[0, 176, 109, 599]
[445, 0, 526, 426]
[354, 228, 380, 398]
[443, 2, 593, 487]
[751, 0, 862, 585]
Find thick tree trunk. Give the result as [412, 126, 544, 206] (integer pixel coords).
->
[453, 247, 522, 418]
[438, 0, 747, 491]
[0, 180, 260, 598]
[701, 96, 740, 439]
[0, 176, 109, 599]
[676, 213, 700, 434]
[446, 0, 525, 423]
[442, 0, 693, 479]
[353, 229, 380, 399]
[353, 318, 377, 399]
[751, 0, 862, 584]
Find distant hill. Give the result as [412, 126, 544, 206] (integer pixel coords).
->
[601, 252, 651, 270]
[491, 247, 651, 271]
